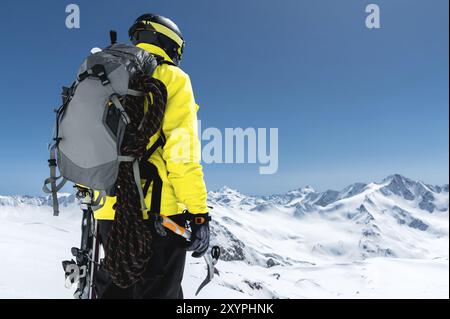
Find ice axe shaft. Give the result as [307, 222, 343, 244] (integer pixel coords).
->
[161, 215, 191, 240]
[160, 215, 220, 296]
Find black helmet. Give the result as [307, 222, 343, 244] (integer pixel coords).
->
[129, 14, 185, 66]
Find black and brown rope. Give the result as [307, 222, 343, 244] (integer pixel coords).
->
[104, 72, 167, 288]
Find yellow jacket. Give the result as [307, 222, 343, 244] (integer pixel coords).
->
[94, 43, 208, 220]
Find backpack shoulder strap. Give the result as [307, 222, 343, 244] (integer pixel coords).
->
[153, 54, 177, 67]
[135, 56, 170, 216]
[138, 133, 166, 215]
[141, 133, 166, 163]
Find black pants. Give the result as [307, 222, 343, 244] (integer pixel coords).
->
[94, 214, 187, 299]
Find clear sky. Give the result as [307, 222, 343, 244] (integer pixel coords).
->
[0, 0, 448, 195]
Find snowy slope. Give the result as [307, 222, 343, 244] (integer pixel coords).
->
[0, 174, 448, 298]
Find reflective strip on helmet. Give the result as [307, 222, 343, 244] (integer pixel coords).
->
[148, 21, 184, 48]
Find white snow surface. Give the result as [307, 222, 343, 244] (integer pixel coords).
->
[0, 174, 448, 299]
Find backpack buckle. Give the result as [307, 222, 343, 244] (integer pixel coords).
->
[47, 159, 57, 167]
[90, 64, 110, 85]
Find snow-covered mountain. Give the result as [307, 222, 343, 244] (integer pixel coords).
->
[0, 174, 448, 298]
[0, 193, 75, 207]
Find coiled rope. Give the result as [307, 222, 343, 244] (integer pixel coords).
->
[104, 72, 167, 288]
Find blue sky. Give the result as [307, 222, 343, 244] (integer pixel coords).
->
[0, 0, 448, 195]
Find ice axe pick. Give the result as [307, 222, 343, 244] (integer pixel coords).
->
[160, 215, 220, 296]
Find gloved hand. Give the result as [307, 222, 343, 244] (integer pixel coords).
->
[186, 213, 211, 258]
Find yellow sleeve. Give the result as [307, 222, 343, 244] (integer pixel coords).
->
[156, 65, 208, 214]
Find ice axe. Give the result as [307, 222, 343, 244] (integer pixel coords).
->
[160, 215, 220, 296]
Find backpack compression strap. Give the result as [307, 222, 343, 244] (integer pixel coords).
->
[116, 155, 148, 212]
[42, 143, 67, 216]
[42, 84, 77, 216]
[116, 134, 166, 214]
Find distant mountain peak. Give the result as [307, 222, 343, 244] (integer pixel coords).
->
[286, 185, 316, 196]
[314, 190, 340, 207]
[301, 185, 316, 193]
[382, 174, 413, 184]
[208, 186, 249, 206]
[217, 185, 241, 194]
[338, 182, 368, 200]
[380, 174, 416, 201]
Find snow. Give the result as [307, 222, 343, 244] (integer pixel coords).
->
[185, 258, 449, 299]
[0, 205, 80, 298]
[0, 174, 448, 299]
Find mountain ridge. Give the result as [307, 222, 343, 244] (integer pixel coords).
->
[1, 174, 448, 210]
[0, 174, 448, 298]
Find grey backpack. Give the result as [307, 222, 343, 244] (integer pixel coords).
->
[43, 36, 167, 216]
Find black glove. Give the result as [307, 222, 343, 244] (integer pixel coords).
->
[185, 213, 211, 258]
